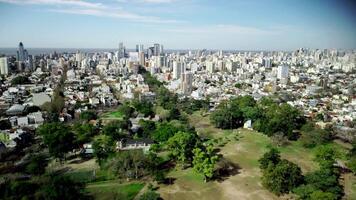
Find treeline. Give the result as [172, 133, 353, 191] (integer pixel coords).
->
[0, 174, 91, 200]
[210, 95, 305, 140]
[259, 146, 343, 199]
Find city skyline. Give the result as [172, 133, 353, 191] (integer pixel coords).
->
[0, 0, 356, 50]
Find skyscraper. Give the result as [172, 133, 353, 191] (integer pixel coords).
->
[181, 72, 193, 95]
[118, 42, 125, 59]
[17, 42, 25, 62]
[154, 43, 160, 56]
[0, 57, 9, 75]
[277, 65, 289, 79]
[173, 61, 182, 80]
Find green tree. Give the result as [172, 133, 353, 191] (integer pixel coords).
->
[118, 103, 135, 119]
[152, 122, 180, 142]
[92, 134, 115, 165]
[310, 190, 336, 200]
[132, 100, 155, 117]
[37, 123, 76, 161]
[80, 110, 97, 121]
[25, 153, 48, 175]
[11, 75, 30, 85]
[39, 175, 88, 200]
[167, 131, 199, 166]
[262, 159, 303, 195]
[314, 145, 337, 168]
[258, 148, 281, 170]
[73, 123, 96, 145]
[138, 120, 156, 138]
[138, 190, 160, 200]
[210, 100, 244, 129]
[347, 157, 356, 174]
[192, 145, 219, 182]
[101, 121, 129, 141]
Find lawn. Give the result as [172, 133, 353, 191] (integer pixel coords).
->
[0, 132, 9, 143]
[101, 110, 124, 119]
[159, 111, 353, 200]
[86, 181, 144, 200]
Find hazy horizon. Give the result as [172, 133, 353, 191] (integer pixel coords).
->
[0, 0, 355, 50]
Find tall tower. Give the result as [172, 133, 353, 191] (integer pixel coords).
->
[118, 42, 125, 59]
[0, 57, 9, 75]
[154, 43, 160, 56]
[173, 61, 182, 80]
[181, 72, 193, 95]
[17, 42, 25, 62]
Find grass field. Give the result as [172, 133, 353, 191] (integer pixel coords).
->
[157, 111, 354, 200]
[101, 110, 124, 119]
[0, 132, 9, 143]
[86, 181, 144, 200]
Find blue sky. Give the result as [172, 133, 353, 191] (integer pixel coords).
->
[0, 0, 355, 50]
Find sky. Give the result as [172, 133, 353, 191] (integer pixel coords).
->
[0, 0, 355, 50]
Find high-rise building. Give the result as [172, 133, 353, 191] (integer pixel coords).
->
[154, 43, 160, 56]
[139, 51, 145, 66]
[118, 42, 125, 59]
[277, 65, 289, 79]
[206, 61, 215, 73]
[0, 57, 9, 75]
[136, 44, 144, 53]
[17, 42, 25, 62]
[181, 72, 193, 95]
[173, 61, 182, 79]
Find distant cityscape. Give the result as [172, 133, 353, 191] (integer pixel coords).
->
[0, 42, 355, 131]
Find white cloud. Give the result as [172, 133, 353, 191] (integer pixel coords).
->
[50, 8, 182, 23]
[0, 0, 181, 23]
[163, 24, 280, 35]
[0, 0, 105, 8]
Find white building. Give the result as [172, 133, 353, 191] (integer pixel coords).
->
[173, 61, 182, 80]
[277, 65, 289, 79]
[206, 61, 215, 73]
[0, 57, 8, 75]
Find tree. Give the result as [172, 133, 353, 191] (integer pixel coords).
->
[293, 147, 343, 200]
[302, 168, 342, 199]
[262, 159, 303, 195]
[73, 123, 97, 145]
[132, 100, 155, 117]
[25, 105, 41, 114]
[80, 110, 97, 121]
[92, 134, 115, 165]
[37, 123, 76, 161]
[25, 153, 48, 175]
[258, 148, 281, 170]
[167, 107, 181, 121]
[347, 157, 356, 174]
[152, 122, 180, 142]
[314, 145, 337, 168]
[118, 103, 135, 119]
[39, 175, 88, 200]
[138, 120, 156, 138]
[192, 145, 219, 182]
[138, 190, 160, 200]
[11, 75, 30, 85]
[300, 123, 334, 148]
[101, 121, 129, 141]
[210, 100, 244, 129]
[105, 150, 149, 179]
[167, 131, 199, 166]
[253, 100, 305, 140]
[156, 87, 178, 110]
[310, 191, 336, 200]
[0, 119, 11, 130]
